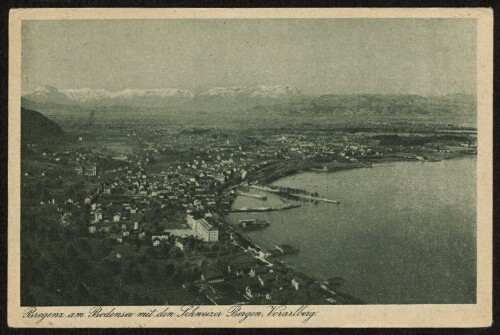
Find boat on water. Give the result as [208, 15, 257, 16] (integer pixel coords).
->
[275, 244, 299, 255]
[324, 277, 345, 287]
[280, 203, 301, 210]
[239, 219, 270, 230]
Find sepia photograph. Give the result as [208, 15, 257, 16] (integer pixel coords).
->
[8, 8, 493, 328]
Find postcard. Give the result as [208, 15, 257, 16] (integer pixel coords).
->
[8, 8, 493, 328]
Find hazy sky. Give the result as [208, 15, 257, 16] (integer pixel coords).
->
[22, 19, 476, 95]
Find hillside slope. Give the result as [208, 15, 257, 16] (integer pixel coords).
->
[21, 107, 65, 144]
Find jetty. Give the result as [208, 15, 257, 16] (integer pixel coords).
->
[250, 184, 340, 204]
[235, 192, 267, 200]
[224, 204, 300, 213]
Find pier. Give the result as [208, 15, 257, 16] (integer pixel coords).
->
[235, 192, 267, 200]
[250, 184, 340, 204]
[224, 204, 300, 213]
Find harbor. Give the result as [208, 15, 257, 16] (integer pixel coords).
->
[226, 158, 476, 304]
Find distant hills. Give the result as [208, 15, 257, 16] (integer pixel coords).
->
[249, 93, 476, 122]
[21, 85, 476, 125]
[21, 107, 65, 144]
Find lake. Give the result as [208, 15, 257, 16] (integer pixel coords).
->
[226, 158, 476, 304]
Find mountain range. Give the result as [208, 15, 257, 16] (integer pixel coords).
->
[21, 85, 476, 125]
[22, 85, 303, 109]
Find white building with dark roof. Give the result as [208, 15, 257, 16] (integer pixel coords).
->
[187, 214, 219, 242]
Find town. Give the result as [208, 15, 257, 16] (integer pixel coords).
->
[21, 116, 477, 306]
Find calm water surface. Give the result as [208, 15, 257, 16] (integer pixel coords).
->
[226, 158, 476, 304]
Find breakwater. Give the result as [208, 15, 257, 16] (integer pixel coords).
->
[235, 192, 267, 200]
[224, 204, 300, 213]
[250, 184, 340, 204]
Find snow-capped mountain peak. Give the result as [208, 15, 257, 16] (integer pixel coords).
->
[61, 88, 110, 102]
[198, 86, 254, 98]
[250, 85, 302, 98]
[198, 85, 302, 99]
[23, 86, 196, 107]
[22, 84, 303, 109]
[33, 85, 60, 95]
[110, 88, 195, 99]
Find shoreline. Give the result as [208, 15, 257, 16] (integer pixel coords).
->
[248, 151, 476, 186]
[221, 153, 476, 304]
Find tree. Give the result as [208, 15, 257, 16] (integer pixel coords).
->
[146, 263, 160, 281]
[92, 238, 113, 259]
[162, 262, 176, 279]
[169, 246, 183, 259]
[162, 242, 172, 255]
[145, 246, 160, 259]
[106, 259, 122, 278]
[200, 259, 209, 271]
[122, 261, 143, 285]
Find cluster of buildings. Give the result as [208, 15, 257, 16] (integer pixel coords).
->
[34, 125, 476, 305]
[181, 230, 349, 305]
[72, 138, 254, 247]
[46, 127, 477, 249]
[193, 252, 316, 304]
[75, 163, 97, 176]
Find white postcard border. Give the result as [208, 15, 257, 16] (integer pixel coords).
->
[8, 8, 493, 328]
